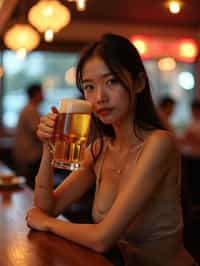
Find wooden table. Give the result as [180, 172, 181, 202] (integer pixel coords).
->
[0, 186, 112, 266]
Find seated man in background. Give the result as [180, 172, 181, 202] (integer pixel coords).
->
[14, 84, 44, 189]
[157, 96, 176, 132]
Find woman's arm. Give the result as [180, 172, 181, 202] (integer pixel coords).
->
[28, 131, 177, 252]
[33, 143, 55, 213]
[34, 145, 96, 216]
[26, 207, 100, 251]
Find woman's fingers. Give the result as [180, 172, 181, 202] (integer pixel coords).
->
[37, 112, 58, 142]
[37, 108, 59, 143]
[40, 112, 57, 124]
[37, 130, 52, 140]
[39, 119, 54, 133]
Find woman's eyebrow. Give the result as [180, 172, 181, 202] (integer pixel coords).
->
[82, 72, 113, 84]
[82, 79, 91, 84]
[102, 72, 113, 78]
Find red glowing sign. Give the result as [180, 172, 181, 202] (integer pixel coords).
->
[129, 35, 199, 63]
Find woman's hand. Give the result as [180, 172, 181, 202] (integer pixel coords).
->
[26, 207, 52, 231]
[37, 106, 58, 145]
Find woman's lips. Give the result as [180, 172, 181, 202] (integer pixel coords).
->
[96, 108, 113, 116]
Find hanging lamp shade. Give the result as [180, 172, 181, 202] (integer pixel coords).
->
[4, 24, 40, 52]
[28, 0, 71, 33]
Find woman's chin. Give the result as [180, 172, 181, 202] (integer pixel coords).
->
[98, 116, 115, 125]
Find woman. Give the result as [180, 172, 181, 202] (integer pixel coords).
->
[26, 34, 196, 266]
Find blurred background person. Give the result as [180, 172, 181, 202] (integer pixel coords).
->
[179, 99, 200, 157]
[179, 99, 200, 206]
[157, 96, 176, 132]
[13, 83, 44, 189]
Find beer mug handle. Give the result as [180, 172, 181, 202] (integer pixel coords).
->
[48, 106, 58, 154]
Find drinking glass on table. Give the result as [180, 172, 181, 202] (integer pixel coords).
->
[51, 98, 92, 171]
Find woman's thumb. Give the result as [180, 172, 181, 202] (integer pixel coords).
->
[51, 106, 59, 113]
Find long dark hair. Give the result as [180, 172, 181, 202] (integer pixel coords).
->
[76, 33, 164, 161]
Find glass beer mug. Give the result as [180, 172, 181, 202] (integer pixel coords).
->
[51, 98, 92, 171]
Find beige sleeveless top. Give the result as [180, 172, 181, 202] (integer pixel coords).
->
[92, 137, 196, 266]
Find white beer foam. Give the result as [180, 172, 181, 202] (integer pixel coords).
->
[59, 98, 92, 113]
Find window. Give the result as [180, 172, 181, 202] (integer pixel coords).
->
[2, 51, 196, 133]
[3, 50, 80, 127]
[144, 60, 195, 133]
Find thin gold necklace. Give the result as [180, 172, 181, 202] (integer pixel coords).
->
[108, 141, 142, 175]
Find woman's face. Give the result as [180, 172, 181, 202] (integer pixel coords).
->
[81, 56, 132, 125]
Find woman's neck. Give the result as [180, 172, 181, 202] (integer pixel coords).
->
[111, 120, 142, 151]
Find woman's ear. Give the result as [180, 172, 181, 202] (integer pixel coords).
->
[136, 72, 146, 94]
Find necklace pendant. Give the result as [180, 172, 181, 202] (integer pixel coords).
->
[116, 169, 122, 174]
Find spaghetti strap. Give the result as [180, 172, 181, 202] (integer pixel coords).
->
[95, 140, 109, 189]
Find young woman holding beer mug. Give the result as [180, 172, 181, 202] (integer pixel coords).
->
[26, 34, 196, 266]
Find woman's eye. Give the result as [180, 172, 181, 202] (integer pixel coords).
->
[107, 77, 119, 86]
[83, 84, 94, 91]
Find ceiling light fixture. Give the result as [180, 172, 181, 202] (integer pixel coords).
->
[4, 24, 40, 58]
[28, 0, 71, 42]
[167, 0, 182, 14]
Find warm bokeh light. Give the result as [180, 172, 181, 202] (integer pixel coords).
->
[168, 1, 181, 14]
[178, 39, 199, 62]
[158, 57, 176, 71]
[180, 41, 198, 58]
[28, 0, 71, 41]
[68, 0, 87, 11]
[65, 67, 76, 85]
[4, 24, 40, 54]
[76, 0, 87, 11]
[44, 29, 54, 42]
[130, 37, 148, 56]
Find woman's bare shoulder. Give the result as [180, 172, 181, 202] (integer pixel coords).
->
[144, 129, 178, 155]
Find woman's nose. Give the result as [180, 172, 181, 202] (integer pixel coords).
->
[96, 86, 108, 103]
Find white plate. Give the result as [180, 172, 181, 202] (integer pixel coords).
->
[0, 173, 15, 179]
[0, 176, 26, 187]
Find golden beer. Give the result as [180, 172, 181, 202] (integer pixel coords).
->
[51, 99, 91, 170]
